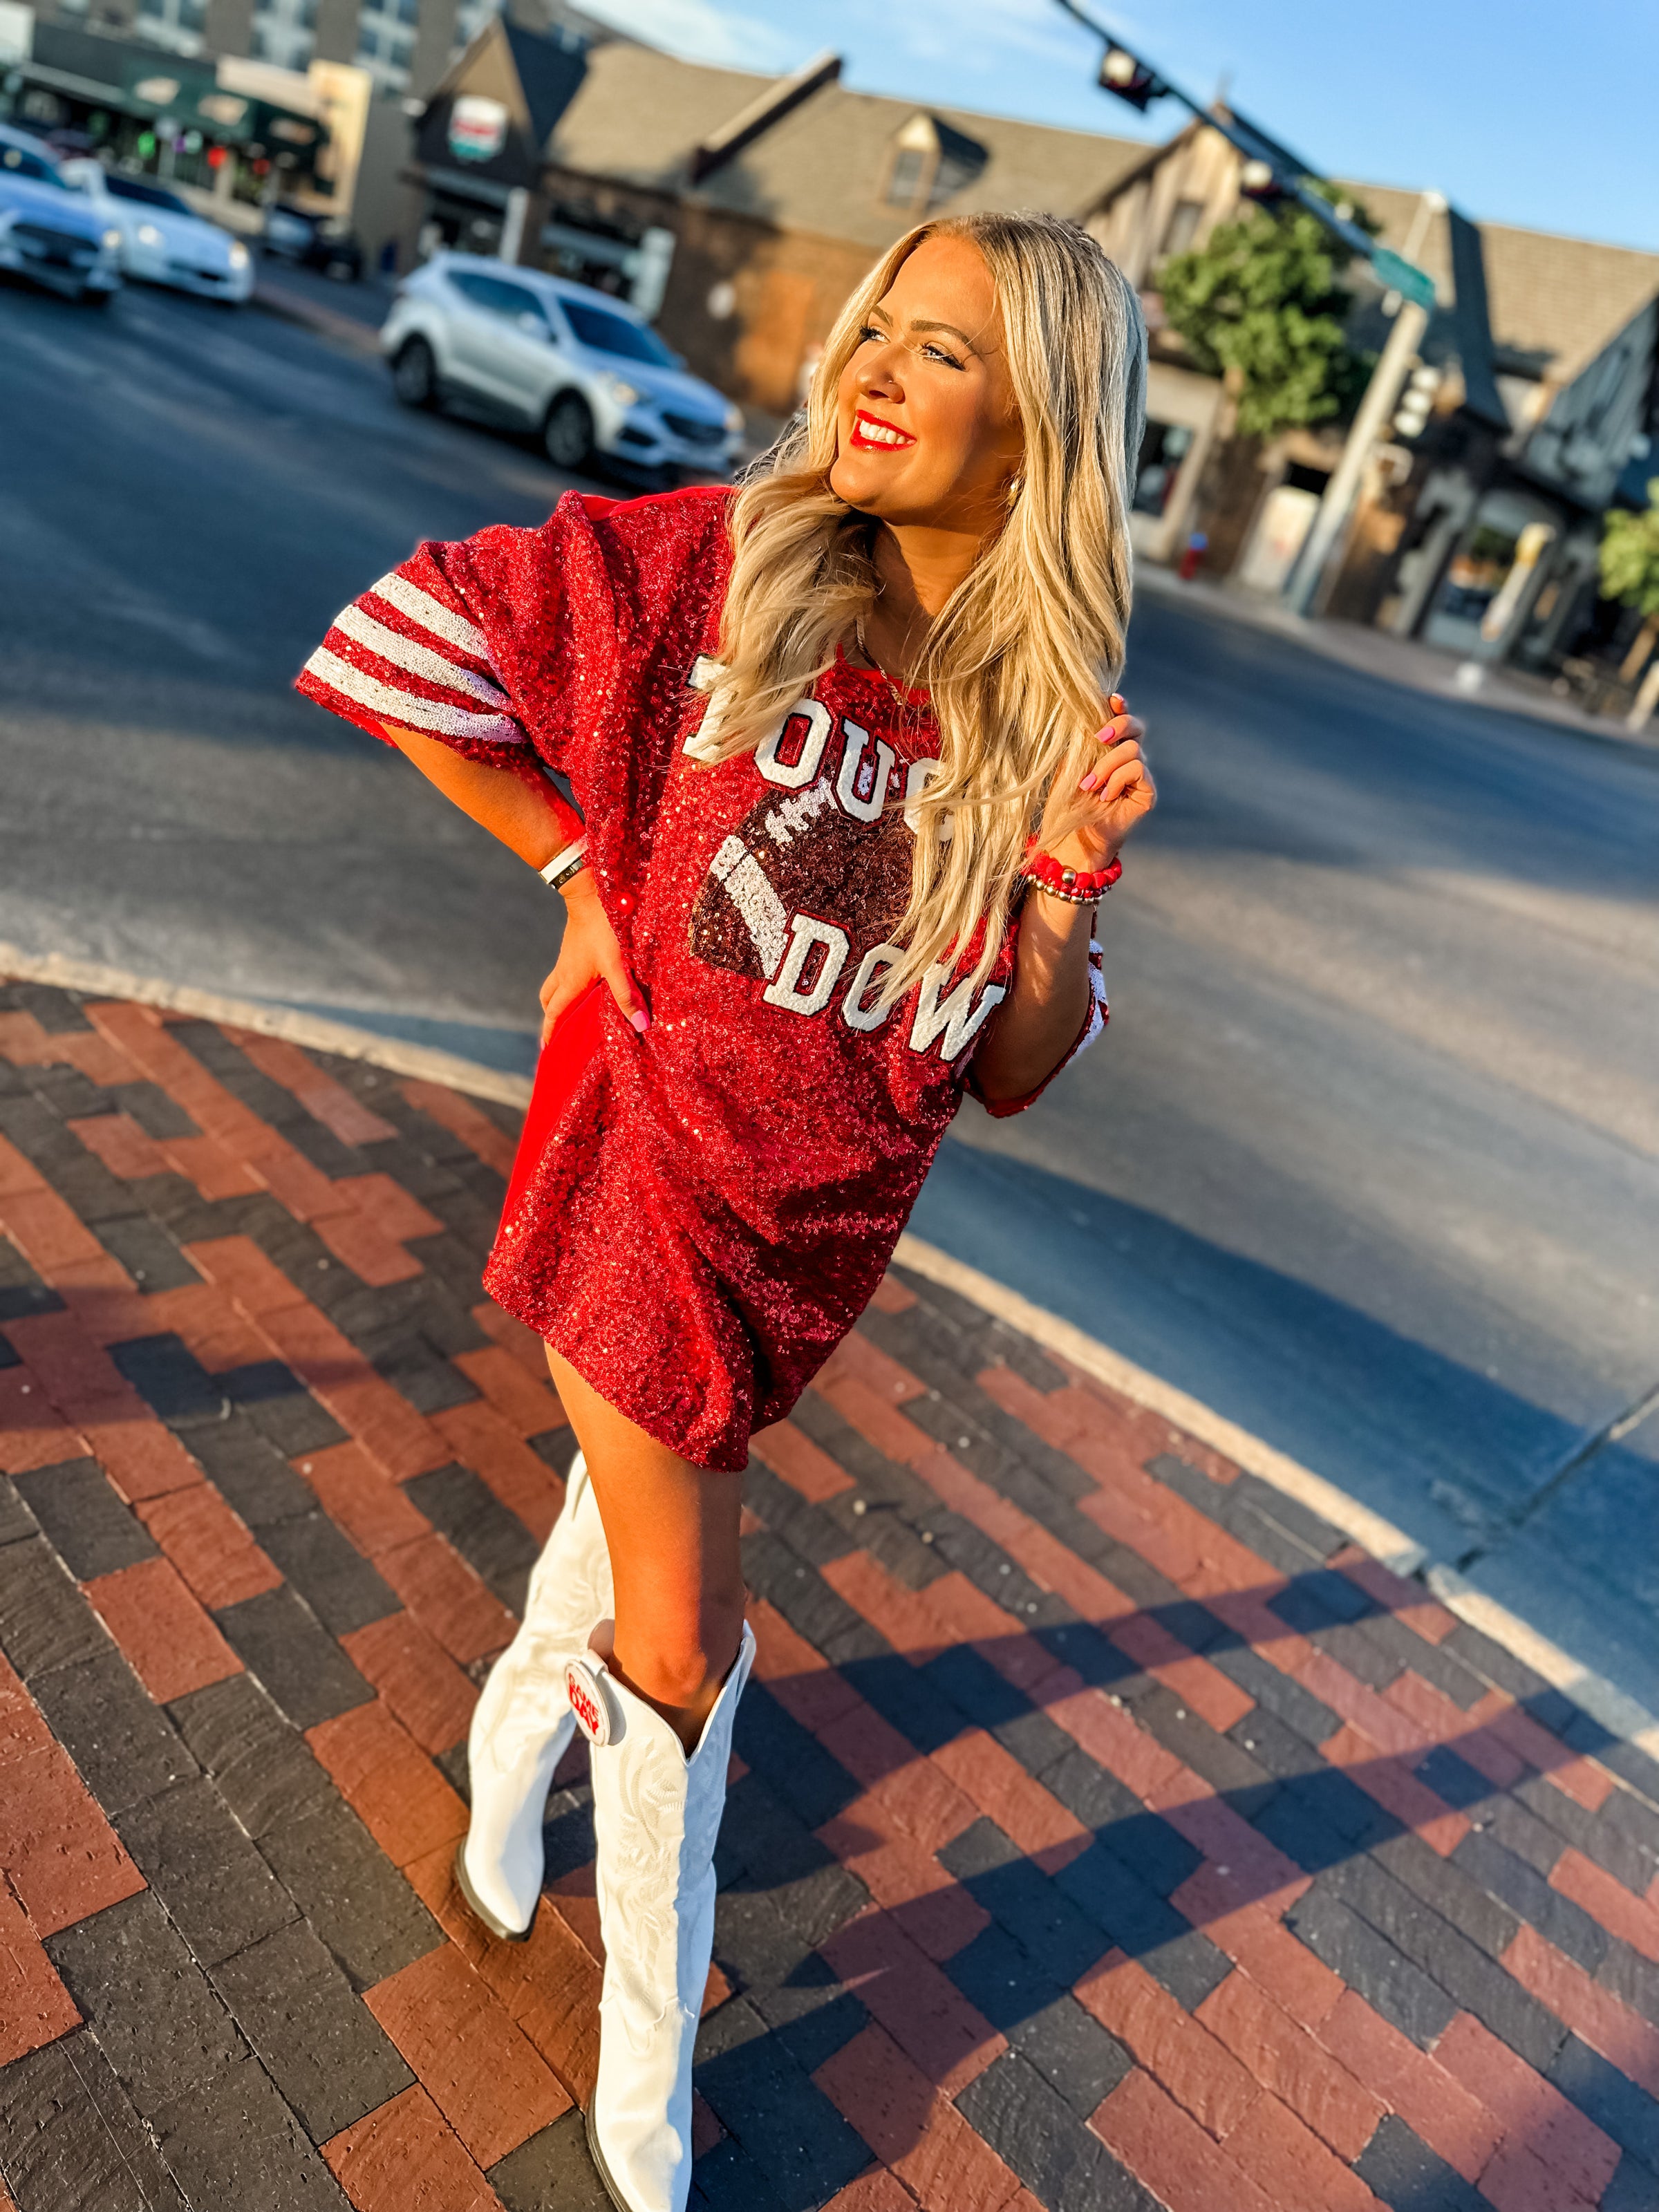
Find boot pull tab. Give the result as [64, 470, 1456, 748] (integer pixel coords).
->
[565, 1640, 617, 1747]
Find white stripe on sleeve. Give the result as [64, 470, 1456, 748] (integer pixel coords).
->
[366, 570, 492, 660]
[303, 646, 525, 746]
[332, 603, 511, 709]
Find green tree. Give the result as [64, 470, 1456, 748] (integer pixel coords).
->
[1599, 478, 1659, 682]
[1157, 192, 1377, 440]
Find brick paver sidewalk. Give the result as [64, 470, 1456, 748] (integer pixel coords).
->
[2, 977, 1659, 2212]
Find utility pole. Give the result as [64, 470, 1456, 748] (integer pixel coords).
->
[1053, 2, 1440, 617]
[1282, 295, 1429, 615]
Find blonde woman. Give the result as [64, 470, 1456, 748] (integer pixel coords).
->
[298, 210, 1154, 2212]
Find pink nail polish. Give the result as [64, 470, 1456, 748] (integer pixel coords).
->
[1079, 773, 1098, 791]
[629, 1009, 649, 1034]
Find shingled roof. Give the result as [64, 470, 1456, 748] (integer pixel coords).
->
[1338, 182, 1659, 392]
[544, 41, 1146, 249]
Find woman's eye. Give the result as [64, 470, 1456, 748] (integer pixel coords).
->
[921, 342, 964, 369]
[856, 324, 881, 345]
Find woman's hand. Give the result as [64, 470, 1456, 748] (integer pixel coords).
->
[539, 872, 649, 1045]
[1038, 694, 1156, 872]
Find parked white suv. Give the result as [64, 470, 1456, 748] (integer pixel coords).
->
[382, 252, 743, 476]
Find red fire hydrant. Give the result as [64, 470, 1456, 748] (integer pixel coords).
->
[1177, 531, 1208, 581]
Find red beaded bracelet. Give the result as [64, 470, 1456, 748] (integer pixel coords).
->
[1022, 839, 1122, 903]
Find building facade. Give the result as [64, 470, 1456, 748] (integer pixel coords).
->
[1078, 118, 1659, 679]
[404, 27, 1147, 422]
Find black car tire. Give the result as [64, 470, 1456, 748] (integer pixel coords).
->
[543, 391, 594, 472]
[393, 337, 438, 409]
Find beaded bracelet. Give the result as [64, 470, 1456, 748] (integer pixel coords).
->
[1022, 839, 1122, 904]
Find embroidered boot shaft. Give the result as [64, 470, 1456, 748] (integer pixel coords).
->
[571, 1622, 756, 2212]
[455, 1454, 613, 1940]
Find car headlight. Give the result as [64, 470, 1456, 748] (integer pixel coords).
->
[603, 373, 641, 409]
[724, 403, 744, 434]
[229, 241, 249, 269]
[108, 227, 129, 251]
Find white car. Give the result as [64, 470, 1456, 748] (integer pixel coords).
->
[0, 126, 122, 302]
[382, 252, 743, 476]
[58, 161, 253, 304]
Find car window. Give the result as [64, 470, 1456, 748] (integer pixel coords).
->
[449, 271, 549, 325]
[560, 298, 675, 367]
[0, 144, 60, 185]
[106, 176, 191, 215]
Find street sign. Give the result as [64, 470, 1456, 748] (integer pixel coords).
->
[1369, 247, 1436, 312]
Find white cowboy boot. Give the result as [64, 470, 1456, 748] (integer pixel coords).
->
[568, 1620, 756, 2212]
[454, 1452, 614, 1940]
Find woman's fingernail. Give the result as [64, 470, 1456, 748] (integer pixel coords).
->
[629, 1009, 649, 1034]
[1110, 693, 1126, 713]
[1079, 773, 1098, 791]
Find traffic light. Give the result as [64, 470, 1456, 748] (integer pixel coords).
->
[1098, 44, 1165, 111]
[1393, 363, 1443, 440]
[1239, 157, 1291, 207]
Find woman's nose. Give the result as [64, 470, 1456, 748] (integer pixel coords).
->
[856, 346, 905, 401]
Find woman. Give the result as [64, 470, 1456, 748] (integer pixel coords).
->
[299, 210, 1154, 2212]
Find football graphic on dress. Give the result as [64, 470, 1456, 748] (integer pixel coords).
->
[688, 703, 917, 982]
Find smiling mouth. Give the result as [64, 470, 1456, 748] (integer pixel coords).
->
[850, 409, 916, 451]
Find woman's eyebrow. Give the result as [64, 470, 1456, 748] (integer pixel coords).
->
[868, 303, 981, 355]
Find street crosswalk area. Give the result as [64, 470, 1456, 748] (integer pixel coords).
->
[1, 973, 1658, 2212]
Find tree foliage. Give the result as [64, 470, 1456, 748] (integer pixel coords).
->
[1599, 480, 1659, 618]
[1157, 194, 1377, 440]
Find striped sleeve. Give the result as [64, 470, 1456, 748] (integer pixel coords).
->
[968, 937, 1108, 1118]
[294, 538, 585, 865]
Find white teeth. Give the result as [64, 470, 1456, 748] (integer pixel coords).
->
[859, 418, 910, 447]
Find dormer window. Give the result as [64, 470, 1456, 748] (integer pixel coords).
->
[882, 113, 988, 214]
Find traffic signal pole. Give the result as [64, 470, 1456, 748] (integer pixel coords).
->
[1281, 294, 1430, 616]
[1054, 1, 1439, 617]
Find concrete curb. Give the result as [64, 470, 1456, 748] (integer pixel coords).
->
[0, 941, 533, 1110]
[6, 939, 1656, 1768]
[252, 279, 384, 358]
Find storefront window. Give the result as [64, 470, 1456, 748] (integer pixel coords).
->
[1134, 420, 1194, 516]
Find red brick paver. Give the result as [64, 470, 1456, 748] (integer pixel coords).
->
[1, 980, 1656, 2212]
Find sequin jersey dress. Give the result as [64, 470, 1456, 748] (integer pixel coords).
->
[298, 486, 1105, 1471]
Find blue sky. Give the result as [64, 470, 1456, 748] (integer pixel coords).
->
[582, 0, 1659, 254]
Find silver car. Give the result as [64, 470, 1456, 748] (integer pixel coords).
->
[381, 252, 743, 476]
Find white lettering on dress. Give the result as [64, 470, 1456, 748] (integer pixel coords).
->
[834, 718, 898, 823]
[684, 655, 731, 760]
[762, 913, 852, 1016]
[756, 699, 833, 789]
[909, 966, 1007, 1059]
[903, 756, 950, 841]
[841, 941, 904, 1032]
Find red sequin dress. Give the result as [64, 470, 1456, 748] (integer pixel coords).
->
[298, 487, 1105, 1471]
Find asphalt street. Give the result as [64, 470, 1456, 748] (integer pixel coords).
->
[1, 273, 1656, 1706]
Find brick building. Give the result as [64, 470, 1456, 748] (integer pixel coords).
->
[406, 25, 1147, 420]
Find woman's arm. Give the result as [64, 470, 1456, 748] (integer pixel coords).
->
[382, 724, 648, 1039]
[969, 890, 1098, 1102]
[971, 699, 1154, 1104]
[382, 724, 572, 866]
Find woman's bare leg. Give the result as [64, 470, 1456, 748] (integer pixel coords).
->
[545, 1347, 745, 1754]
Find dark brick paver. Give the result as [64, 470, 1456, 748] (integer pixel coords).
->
[2, 976, 1659, 2211]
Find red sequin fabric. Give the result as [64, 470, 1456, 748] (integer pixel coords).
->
[298, 487, 1104, 1471]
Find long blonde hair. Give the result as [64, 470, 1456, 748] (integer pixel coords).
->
[705, 210, 1147, 999]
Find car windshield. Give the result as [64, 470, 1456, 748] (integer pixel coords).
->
[0, 144, 61, 185]
[106, 176, 191, 214]
[560, 298, 676, 368]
